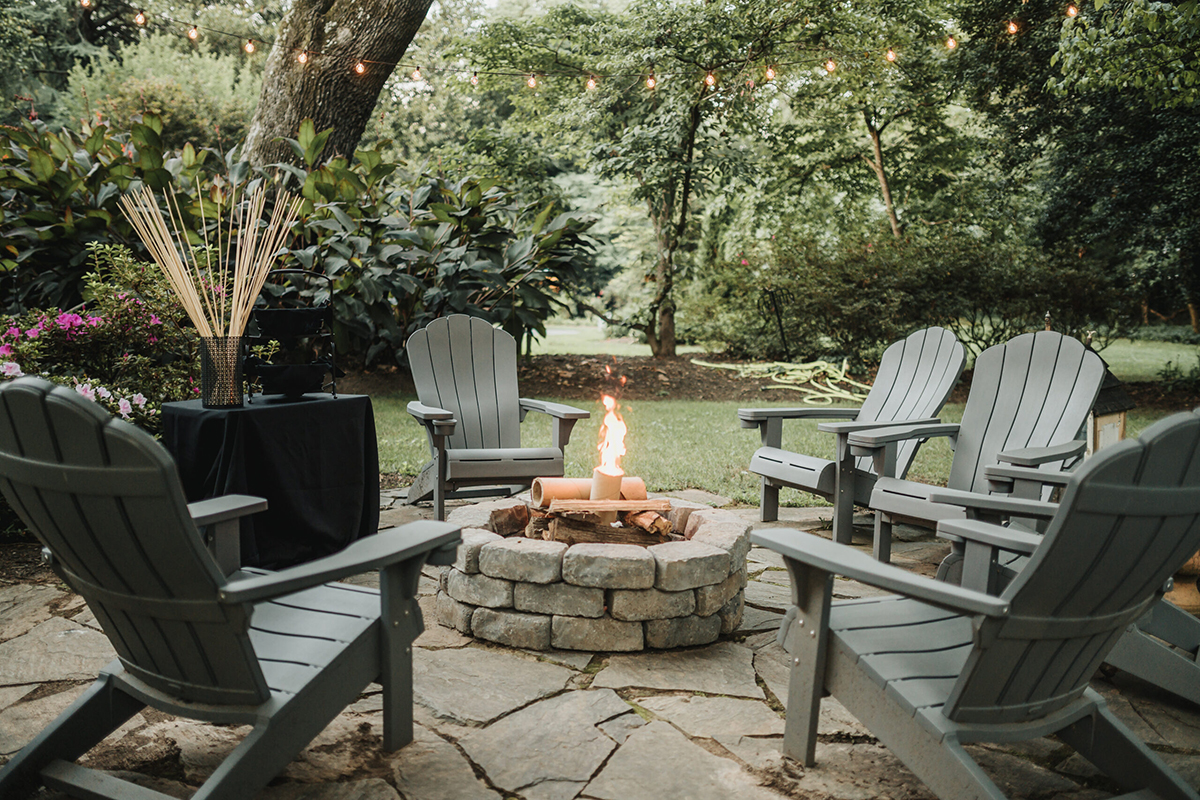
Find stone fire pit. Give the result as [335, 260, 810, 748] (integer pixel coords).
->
[435, 497, 751, 651]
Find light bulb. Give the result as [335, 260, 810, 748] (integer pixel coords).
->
[705, 71, 716, 87]
[80, 0, 91, 8]
[646, 73, 657, 89]
[527, 74, 537, 88]
[411, 67, 423, 81]
[586, 76, 597, 90]
[765, 65, 776, 81]
[355, 61, 365, 74]
[886, 48, 897, 62]
[187, 26, 199, 40]
[824, 59, 836, 73]
[134, 10, 146, 25]
[946, 36, 958, 50]
[244, 39, 256, 53]
[1066, 3, 1078, 16]
[470, 72, 479, 86]
[1007, 20, 1019, 34]
[297, 51, 309, 64]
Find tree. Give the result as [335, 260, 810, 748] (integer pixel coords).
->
[468, 0, 815, 356]
[243, 0, 434, 166]
[1052, 0, 1200, 109]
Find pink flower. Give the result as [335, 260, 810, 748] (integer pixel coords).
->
[25, 328, 39, 338]
[741, 259, 749, 266]
[5, 327, 18, 338]
[131, 393, 147, 408]
[87, 316, 102, 327]
[0, 345, 11, 357]
[55, 312, 84, 329]
[97, 386, 111, 400]
[117, 399, 132, 419]
[2, 362, 23, 378]
[149, 314, 161, 325]
[75, 383, 96, 401]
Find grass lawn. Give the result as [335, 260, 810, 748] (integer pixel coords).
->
[1095, 338, 1199, 382]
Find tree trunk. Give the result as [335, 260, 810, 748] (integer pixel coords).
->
[864, 114, 901, 239]
[243, 0, 433, 167]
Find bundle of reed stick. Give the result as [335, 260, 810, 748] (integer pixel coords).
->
[119, 183, 304, 338]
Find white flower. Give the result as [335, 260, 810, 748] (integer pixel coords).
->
[117, 398, 132, 419]
[75, 383, 96, 401]
[1, 362, 23, 378]
[131, 393, 147, 408]
[97, 386, 112, 400]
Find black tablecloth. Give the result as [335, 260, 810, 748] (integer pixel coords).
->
[163, 394, 379, 568]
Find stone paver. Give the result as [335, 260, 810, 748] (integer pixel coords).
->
[636, 695, 784, 738]
[0, 616, 115, 685]
[413, 647, 572, 725]
[648, 540, 730, 591]
[479, 538, 567, 584]
[0, 584, 64, 641]
[459, 689, 630, 800]
[593, 641, 764, 699]
[562, 543, 656, 589]
[0, 685, 90, 755]
[743, 578, 793, 612]
[392, 724, 500, 800]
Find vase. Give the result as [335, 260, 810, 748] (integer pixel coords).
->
[199, 336, 245, 408]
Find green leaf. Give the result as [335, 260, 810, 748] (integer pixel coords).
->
[27, 149, 56, 183]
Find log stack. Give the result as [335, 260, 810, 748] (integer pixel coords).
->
[520, 477, 679, 546]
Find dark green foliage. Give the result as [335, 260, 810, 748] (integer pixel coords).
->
[683, 235, 1137, 365]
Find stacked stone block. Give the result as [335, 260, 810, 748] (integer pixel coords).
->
[436, 503, 750, 651]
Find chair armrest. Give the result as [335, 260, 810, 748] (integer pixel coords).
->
[985, 463, 1073, 488]
[937, 519, 1042, 553]
[188, 495, 268, 527]
[519, 398, 590, 420]
[927, 488, 1059, 519]
[219, 520, 461, 604]
[817, 417, 940, 434]
[751, 529, 1010, 617]
[738, 407, 860, 428]
[996, 440, 1085, 466]
[407, 401, 456, 435]
[847, 422, 960, 449]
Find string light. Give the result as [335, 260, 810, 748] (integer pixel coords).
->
[824, 59, 836, 73]
[765, 65, 776, 81]
[886, 48, 897, 62]
[471, 72, 479, 86]
[586, 75, 598, 90]
[704, 71, 716, 87]
[355, 61, 366, 74]
[1066, 3, 1079, 16]
[187, 26, 199, 40]
[646, 72, 657, 89]
[526, 74, 537, 88]
[411, 66, 423, 81]
[1006, 20, 1019, 34]
[297, 51, 309, 64]
[946, 36, 958, 49]
[134, 9, 146, 25]
[79, 0, 91, 8]
[244, 39, 256, 53]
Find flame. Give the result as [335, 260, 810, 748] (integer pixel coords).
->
[597, 395, 626, 476]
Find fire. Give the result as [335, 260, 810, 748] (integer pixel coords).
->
[597, 395, 626, 476]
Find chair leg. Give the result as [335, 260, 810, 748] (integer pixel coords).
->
[1057, 701, 1199, 800]
[873, 512, 893, 563]
[379, 558, 426, 752]
[761, 479, 779, 522]
[1104, 625, 1200, 707]
[0, 669, 144, 798]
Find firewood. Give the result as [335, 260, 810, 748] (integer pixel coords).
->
[530, 477, 648, 507]
[547, 498, 672, 514]
[620, 510, 672, 537]
[547, 515, 668, 547]
[525, 508, 552, 539]
[489, 504, 531, 537]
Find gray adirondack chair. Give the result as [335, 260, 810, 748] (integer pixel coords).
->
[0, 377, 461, 800]
[926, 440, 1200, 707]
[848, 330, 1106, 562]
[752, 409, 1200, 800]
[739, 327, 965, 544]
[406, 315, 590, 520]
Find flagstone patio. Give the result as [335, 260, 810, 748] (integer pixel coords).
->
[0, 490, 1197, 799]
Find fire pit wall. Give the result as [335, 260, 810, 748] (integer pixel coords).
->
[435, 498, 752, 651]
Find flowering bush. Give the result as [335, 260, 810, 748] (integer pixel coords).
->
[0, 243, 199, 433]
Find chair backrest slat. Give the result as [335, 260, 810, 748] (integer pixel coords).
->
[948, 332, 1105, 495]
[407, 315, 523, 451]
[854, 327, 965, 477]
[945, 411, 1200, 724]
[0, 379, 269, 706]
